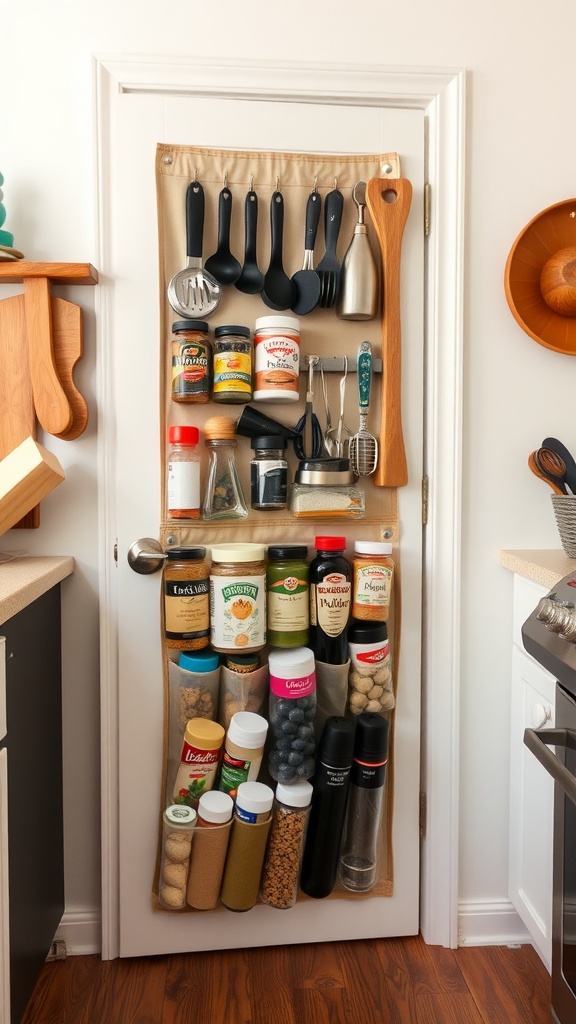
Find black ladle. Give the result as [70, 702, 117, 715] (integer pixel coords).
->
[205, 185, 242, 286]
[262, 191, 295, 311]
[542, 437, 576, 493]
[235, 188, 264, 294]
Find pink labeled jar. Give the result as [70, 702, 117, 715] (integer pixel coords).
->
[267, 647, 316, 784]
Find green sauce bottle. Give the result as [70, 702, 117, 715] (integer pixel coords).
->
[266, 545, 309, 648]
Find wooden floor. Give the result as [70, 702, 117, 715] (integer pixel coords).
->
[20, 934, 553, 1024]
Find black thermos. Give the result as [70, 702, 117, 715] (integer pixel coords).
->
[299, 716, 356, 899]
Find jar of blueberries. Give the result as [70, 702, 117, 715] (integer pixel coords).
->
[267, 647, 316, 783]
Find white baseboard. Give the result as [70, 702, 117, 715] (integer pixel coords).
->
[457, 898, 533, 947]
[55, 906, 101, 956]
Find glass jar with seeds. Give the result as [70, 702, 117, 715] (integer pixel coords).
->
[202, 416, 248, 521]
[260, 780, 313, 909]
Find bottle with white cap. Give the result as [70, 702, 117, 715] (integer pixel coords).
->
[186, 791, 234, 911]
[220, 781, 274, 911]
[218, 712, 269, 797]
[260, 780, 313, 909]
[234, 781, 274, 824]
[268, 647, 316, 783]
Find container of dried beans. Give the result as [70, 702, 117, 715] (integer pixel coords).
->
[260, 780, 313, 909]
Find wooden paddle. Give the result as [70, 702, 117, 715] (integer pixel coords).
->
[366, 177, 412, 488]
[0, 293, 39, 526]
[23, 276, 72, 436]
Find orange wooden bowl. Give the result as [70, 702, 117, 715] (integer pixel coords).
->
[504, 198, 576, 354]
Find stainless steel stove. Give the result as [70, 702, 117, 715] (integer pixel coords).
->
[523, 570, 576, 1024]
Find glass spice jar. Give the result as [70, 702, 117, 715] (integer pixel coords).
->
[202, 416, 248, 521]
[163, 546, 210, 650]
[266, 545, 309, 648]
[260, 780, 313, 909]
[351, 541, 395, 621]
[213, 325, 253, 404]
[250, 435, 288, 510]
[167, 425, 201, 519]
[171, 319, 211, 403]
[209, 542, 267, 654]
[253, 315, 300, 403]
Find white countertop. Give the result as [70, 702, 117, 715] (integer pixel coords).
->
[500, 549, 576, 589]
[0, 555, 74, 624]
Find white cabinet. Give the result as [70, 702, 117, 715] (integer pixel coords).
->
[509, 574, 555, 969]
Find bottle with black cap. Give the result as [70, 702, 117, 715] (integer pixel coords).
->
[299, 716, 356, 899]
[338, 712, 390, 892]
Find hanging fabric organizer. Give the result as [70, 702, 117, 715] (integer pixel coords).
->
[153, 143, 405, 913]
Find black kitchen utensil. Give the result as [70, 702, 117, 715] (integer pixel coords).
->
[236, 404, 299, 441]
[293, 355, 323, 459]
[167, 181, 221, 318]
[205, 185, 242, 285]
[262, 191, 295, 311]
[291, 190, 321, 315]
[542, 437, 576, 493]
[316, 187, 344, 308]
[235, 187, 264, 294]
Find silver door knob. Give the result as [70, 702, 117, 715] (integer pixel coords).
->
[127, 538, 167, 574]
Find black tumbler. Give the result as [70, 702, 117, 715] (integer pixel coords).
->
[299, 716, 356, 899]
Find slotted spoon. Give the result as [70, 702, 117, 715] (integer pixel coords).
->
[349, 341, 378, 476]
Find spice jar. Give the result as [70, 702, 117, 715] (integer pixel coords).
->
[158, 804, 197, 910]
[289, 458, 365, 519]
[219, 782, 274, 912]
[260, 780, 313, 909]
[268, 647, 316, 783]
[250, 436, 288, 510]
[309, 535, 352, 664]
[173, 717, 225, 808]
[351, 541, 395, 621]
[266, 545, 309, 648]
[209, 543, 267, 654]
[348, 621, 394, 715]
[253, 315, 300, 403]
[171, 319, 211, 403]
[213, 325, 252, 404]
[218, 711, 269, 796]
[167, 425, 201, 519]
[163, 546, 210, 650]
[186, 791, 234, 911]
[202, 416, 248, 521]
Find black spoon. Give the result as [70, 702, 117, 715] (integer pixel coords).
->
[291, 190, 322, 315]
[542, 437, 576, 494]
[205, 185, 242, 285]
[235, 187, 264, 294]
[262, 191, 295, 311]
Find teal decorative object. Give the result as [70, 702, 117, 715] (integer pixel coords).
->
[0, 171, 15, 248]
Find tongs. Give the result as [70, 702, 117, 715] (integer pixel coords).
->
[294, 355, 323, 459]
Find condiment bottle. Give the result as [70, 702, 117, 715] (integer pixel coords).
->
[309, 536, 352, 664]
[170, 319, 211, 403]
[351, 541, 395, 621]
[234, 781, 274, 824]
[167, 425, 201, 519]
[266, 545, 310, 648]
[197, 790, 234, 827]
[250, 436, 288, 510]
[173, 718, 225, 808]
[299, 716, 356, 899]
[159, 804, 197, 910]
[209, 543, 267, 654]
[213, 324, 253, 403]
[218, 711, 269, 796]
[253, 315, 300, 403]
[219, 782, 274, 912]
[186, 791, 233, 911]
[202, 416, 248, 521]
[268, 647, 316, 783]
[163, 546, 210, 650]
[260, 780, 313, 909]
[339, 712, 389, 892]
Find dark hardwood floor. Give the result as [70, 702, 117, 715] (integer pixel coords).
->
[20, 934, 552, 1024]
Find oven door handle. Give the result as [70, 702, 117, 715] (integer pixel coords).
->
[524, 728, 576, 803]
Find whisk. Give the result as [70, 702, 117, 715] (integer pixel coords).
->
[349, 341, 378, 476]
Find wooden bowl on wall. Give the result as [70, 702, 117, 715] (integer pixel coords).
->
[504, 199, 576, 354]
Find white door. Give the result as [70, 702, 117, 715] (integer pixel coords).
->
[96, 58, 463, 958]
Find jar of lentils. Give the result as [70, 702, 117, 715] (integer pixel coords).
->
[260, 780, 313, 909]
[213, 324, 252, 404]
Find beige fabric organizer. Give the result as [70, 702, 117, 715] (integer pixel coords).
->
[153, 143, 402, 909]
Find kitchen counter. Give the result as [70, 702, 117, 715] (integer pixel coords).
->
[0, 555, 74, 625]
[500, 549, 576, 589]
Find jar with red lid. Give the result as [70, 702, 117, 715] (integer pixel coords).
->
[308, 536, 352, 664]
[167, 425, 201, 519]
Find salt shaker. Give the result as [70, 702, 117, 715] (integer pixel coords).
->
[202, 416, 248, 521]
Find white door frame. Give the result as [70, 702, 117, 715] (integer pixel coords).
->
[95, 56, 465, 958]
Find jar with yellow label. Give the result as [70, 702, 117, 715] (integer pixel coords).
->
[212, 325, 252, 404]
[351, 541, 394, 622]
[209, 543, 267, 654]
[163, 546, 210, 650]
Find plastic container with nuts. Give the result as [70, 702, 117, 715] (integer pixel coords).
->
[260, 780, 313, 909]
[158, 804, 197, 910]
[347, 621, 395, 715]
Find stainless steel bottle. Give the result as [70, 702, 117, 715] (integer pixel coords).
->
[337, 181, 379, 321]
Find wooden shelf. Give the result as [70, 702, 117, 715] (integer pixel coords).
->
[0, 262, 98, 286]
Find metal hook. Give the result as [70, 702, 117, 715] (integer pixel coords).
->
[224, 171, 228, 189]
[250, 174, 254, 192]
[275, 175, 280, 193]
[334, 177, 338, 190]
[313, 176, 318, 193]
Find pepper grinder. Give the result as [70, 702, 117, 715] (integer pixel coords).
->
[202, 416, 248, 520]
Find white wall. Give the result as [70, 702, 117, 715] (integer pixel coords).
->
[2, 0, 575, 952]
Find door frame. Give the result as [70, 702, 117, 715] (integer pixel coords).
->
[95, 56, 465, 958]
